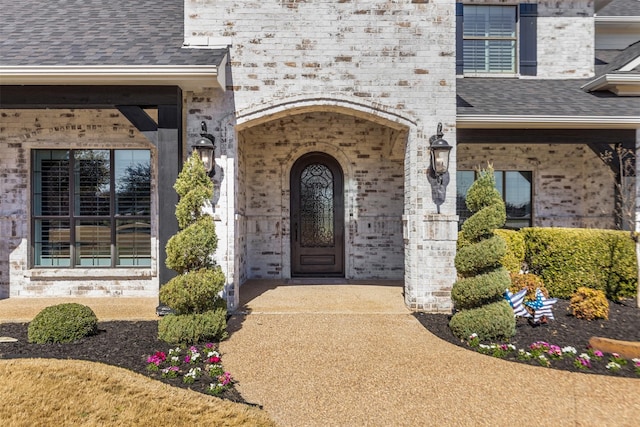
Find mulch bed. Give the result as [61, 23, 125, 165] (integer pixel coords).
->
[0, 321, 252, 405]
[1, 298, 638, 400]
[414, 298, 640, 378]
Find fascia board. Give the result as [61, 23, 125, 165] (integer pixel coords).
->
[0, 65, 224, 91]
[595, 16, 640, 24]
[581, 73, 640, 93]
[457, 115, 640, 129]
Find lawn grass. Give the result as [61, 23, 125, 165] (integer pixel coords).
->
[0, 359, 276, 427]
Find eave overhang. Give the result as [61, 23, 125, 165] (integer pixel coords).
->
[595, 16, 640, 25]
[0, 62, 226, 92]
[581, 73, 640, 96]
[457, 115, 640, 129]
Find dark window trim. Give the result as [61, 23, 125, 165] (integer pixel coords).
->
[456, 3, 537, 76]
[31, 149, 151, 268]
[457, 169, 534, 230]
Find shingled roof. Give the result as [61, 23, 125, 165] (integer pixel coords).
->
[597, 0, 640, 16]
[0, 0, 223, 66]
[457, 78, 639, 117]
[596, 41, 640, 75]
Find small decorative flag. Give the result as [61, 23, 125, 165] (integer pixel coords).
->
[526, 288, 557, 323]
[505, 288, 532, 318]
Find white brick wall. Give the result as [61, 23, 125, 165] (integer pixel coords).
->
[241, 111, 405, 280]
[458, 143, 617, 228]
[0, 109, 160, 297]
[460, 0, 595, 78]
[184, 0, 459, 311]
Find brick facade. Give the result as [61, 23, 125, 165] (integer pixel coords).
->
[462, 0, 595, 78]
[458, 143, 617, 229]
[1, 0, 633, 313]
[0, 110, 159, 297]
[183, 0, 459, 311]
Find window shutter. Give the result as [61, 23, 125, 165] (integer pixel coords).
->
[456, 3, 463, 74]
[519, 4, 537, 76]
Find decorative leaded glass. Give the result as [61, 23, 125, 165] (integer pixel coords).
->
[300, 163, 334, 247]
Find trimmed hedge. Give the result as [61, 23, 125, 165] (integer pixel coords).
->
[158, 308, 228, 344]
[521, 227, 637, 300]
[494, 229, 525, 274]
[455, 234, 506, 277]
[159, 267, 226, 315]
[458, 229, 524, 275]
[451, 268, 510, 310]
[165, 215, 218, 274]
[28, 303, 98, 344]
[448, 300, 516, 341]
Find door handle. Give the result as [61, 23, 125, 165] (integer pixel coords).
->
[293, 222, 298, 241]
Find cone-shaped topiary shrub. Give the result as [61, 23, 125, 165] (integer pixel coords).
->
[159, 153, 227, 344]
[28, 303, 98, 344]
[450, 166, 515, 341]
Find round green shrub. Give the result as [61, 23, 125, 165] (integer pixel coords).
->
[28, 303, 98, 344]
[165, 215, 218, 274]
[160, 267, 226, 315]
[158, 308, 228, 344]
[569, 287, 609, 320]
[448, 300, 516, 341]
[451, 268, 510, 310]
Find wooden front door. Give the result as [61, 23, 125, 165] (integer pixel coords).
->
[290, 152, 344, 276]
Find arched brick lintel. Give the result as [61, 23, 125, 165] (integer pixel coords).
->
[234, 95, 416, 133]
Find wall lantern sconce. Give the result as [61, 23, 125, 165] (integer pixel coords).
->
[428, 122, 452, 214]
[191, 121, 215, 177]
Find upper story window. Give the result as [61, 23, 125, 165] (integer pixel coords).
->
[32, 149, 151, 268]
[457, 170, 533, 230]
[463, 5, 517, 73]
[456, 3, 538, 76]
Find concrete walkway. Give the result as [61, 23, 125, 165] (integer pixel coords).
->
[219, 280, 640, 427]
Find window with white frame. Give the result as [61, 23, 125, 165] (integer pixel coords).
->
[32, 149, 151, 267]
[457, 170, 532, 229]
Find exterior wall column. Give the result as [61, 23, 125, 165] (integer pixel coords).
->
[156, 105, 181, 289]
[185, 89, 240, 311]
[217, 116, 240, 311]
[403, 125, 458, 313]
[635, 128, 640, 308]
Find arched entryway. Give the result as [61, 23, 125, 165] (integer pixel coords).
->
[234, 104, 411, 286]
[290, 152, 344, 277]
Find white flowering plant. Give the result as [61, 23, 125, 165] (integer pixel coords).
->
[466, 333, 639, 377]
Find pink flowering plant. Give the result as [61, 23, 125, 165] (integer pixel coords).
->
[465, 333, 639, 377]
[145, 343, 234, 396]
[146, 351, 167, 371]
